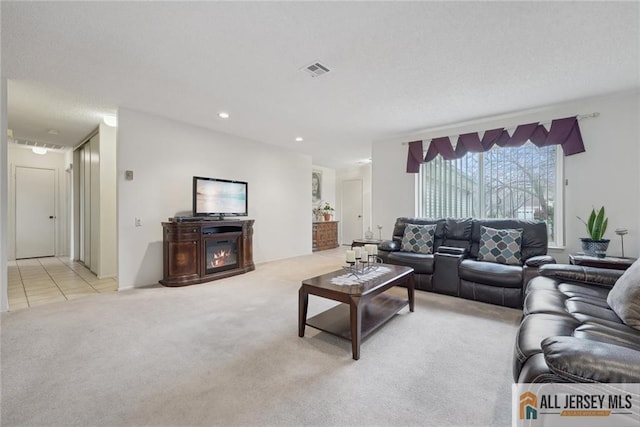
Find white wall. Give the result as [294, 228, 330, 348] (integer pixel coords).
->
[7, 145, 69, 260]
[117, 108, 312, 289]
[372, 90, 640, 262]
[371, 142, 417, 241]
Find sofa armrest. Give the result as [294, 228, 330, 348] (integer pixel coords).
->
[542, 336, 640, 383]
[538, 264, 623, 288]
[379, 240, 400, 252]
[525, 255, 556, 267]
[436, 246, 467, 256]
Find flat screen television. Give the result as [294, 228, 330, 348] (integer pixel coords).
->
[193, 176, 248, 219]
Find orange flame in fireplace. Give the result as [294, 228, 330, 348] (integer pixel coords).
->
[211, 249, 232, 267]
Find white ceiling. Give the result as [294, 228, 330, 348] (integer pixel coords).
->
[2, 1, 639, 168]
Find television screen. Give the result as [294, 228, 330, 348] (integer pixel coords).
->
[193, 176, 248, 217]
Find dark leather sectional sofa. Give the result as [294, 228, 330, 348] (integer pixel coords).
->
[514, 263, 640, 383]
[378, 216, 640, 383]
[378, 217, 555, 308]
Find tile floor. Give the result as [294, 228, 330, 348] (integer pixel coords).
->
[7, 257, 118, 311]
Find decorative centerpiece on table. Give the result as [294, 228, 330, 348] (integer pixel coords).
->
[577, 206, 609, 257]
[322, 202, 334, 221]
[344, 244, 381, 278]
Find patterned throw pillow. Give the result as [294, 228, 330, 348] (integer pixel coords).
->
[401, 223, 437, 254]
[477, 226, 523, 265]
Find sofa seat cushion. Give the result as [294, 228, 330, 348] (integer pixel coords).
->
[387, 252, 434, 274]
[459, 259, 522, 288]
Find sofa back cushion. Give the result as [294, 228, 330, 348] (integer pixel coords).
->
[442, 218, 473, 252]
[477, 226, 523, 265]
[470, 219, 547, 261]
[607, 258, 640, 331]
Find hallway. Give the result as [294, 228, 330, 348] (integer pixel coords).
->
[7, 257, 117, 311]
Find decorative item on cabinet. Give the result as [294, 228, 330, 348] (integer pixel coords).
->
[322, 202, 334, 221]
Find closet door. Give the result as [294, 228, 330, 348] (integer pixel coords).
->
[74, 132, 102, 273]
[78, 147, 85, 263]
[89, 134, 100, 272]
[82, 144, 91, 268]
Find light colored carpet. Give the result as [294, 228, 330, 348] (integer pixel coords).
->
[1, 248, 521, 426]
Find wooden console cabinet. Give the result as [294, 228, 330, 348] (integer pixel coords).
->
[312, 221, 339, 251]
[160, 219, 254, 286]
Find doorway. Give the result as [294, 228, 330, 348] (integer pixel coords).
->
[15, 166, 56, 258]
[341, 179, 363, 245]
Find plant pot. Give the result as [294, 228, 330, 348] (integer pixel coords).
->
[580, 238, 610, 257]
[323, 213, 331, 221]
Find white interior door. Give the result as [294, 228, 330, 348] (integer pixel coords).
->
[15, 166, 56, 259]
[341, 179, 363, 245]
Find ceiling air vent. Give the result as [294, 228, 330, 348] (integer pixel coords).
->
[303, 61, 330, 78]
[12, 139, 65, 151]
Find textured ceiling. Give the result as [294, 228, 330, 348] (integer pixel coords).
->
[2, 1, 639, 168]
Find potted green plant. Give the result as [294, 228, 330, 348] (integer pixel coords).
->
[577, 206, 609, 257]
[322, 202, 334, 221]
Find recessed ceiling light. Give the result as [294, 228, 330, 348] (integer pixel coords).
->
[218, 112, 230, 119]
[47, 129, 59, 135]
[32, 147, 48, 155]
[295, 137, 304, 142]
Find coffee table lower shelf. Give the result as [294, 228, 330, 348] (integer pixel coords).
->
[306, 294, 407, 341]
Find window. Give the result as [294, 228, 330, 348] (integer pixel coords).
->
[418, 143, 562, 246]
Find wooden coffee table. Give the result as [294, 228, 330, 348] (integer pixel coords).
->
[298, 264, 414, 360]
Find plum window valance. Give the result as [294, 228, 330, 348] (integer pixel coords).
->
[406, 115, 586, 173]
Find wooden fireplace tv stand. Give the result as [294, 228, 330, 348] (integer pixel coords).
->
[160, 219, 254, 287]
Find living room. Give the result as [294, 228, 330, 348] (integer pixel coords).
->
[2, 2, 640, 426]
